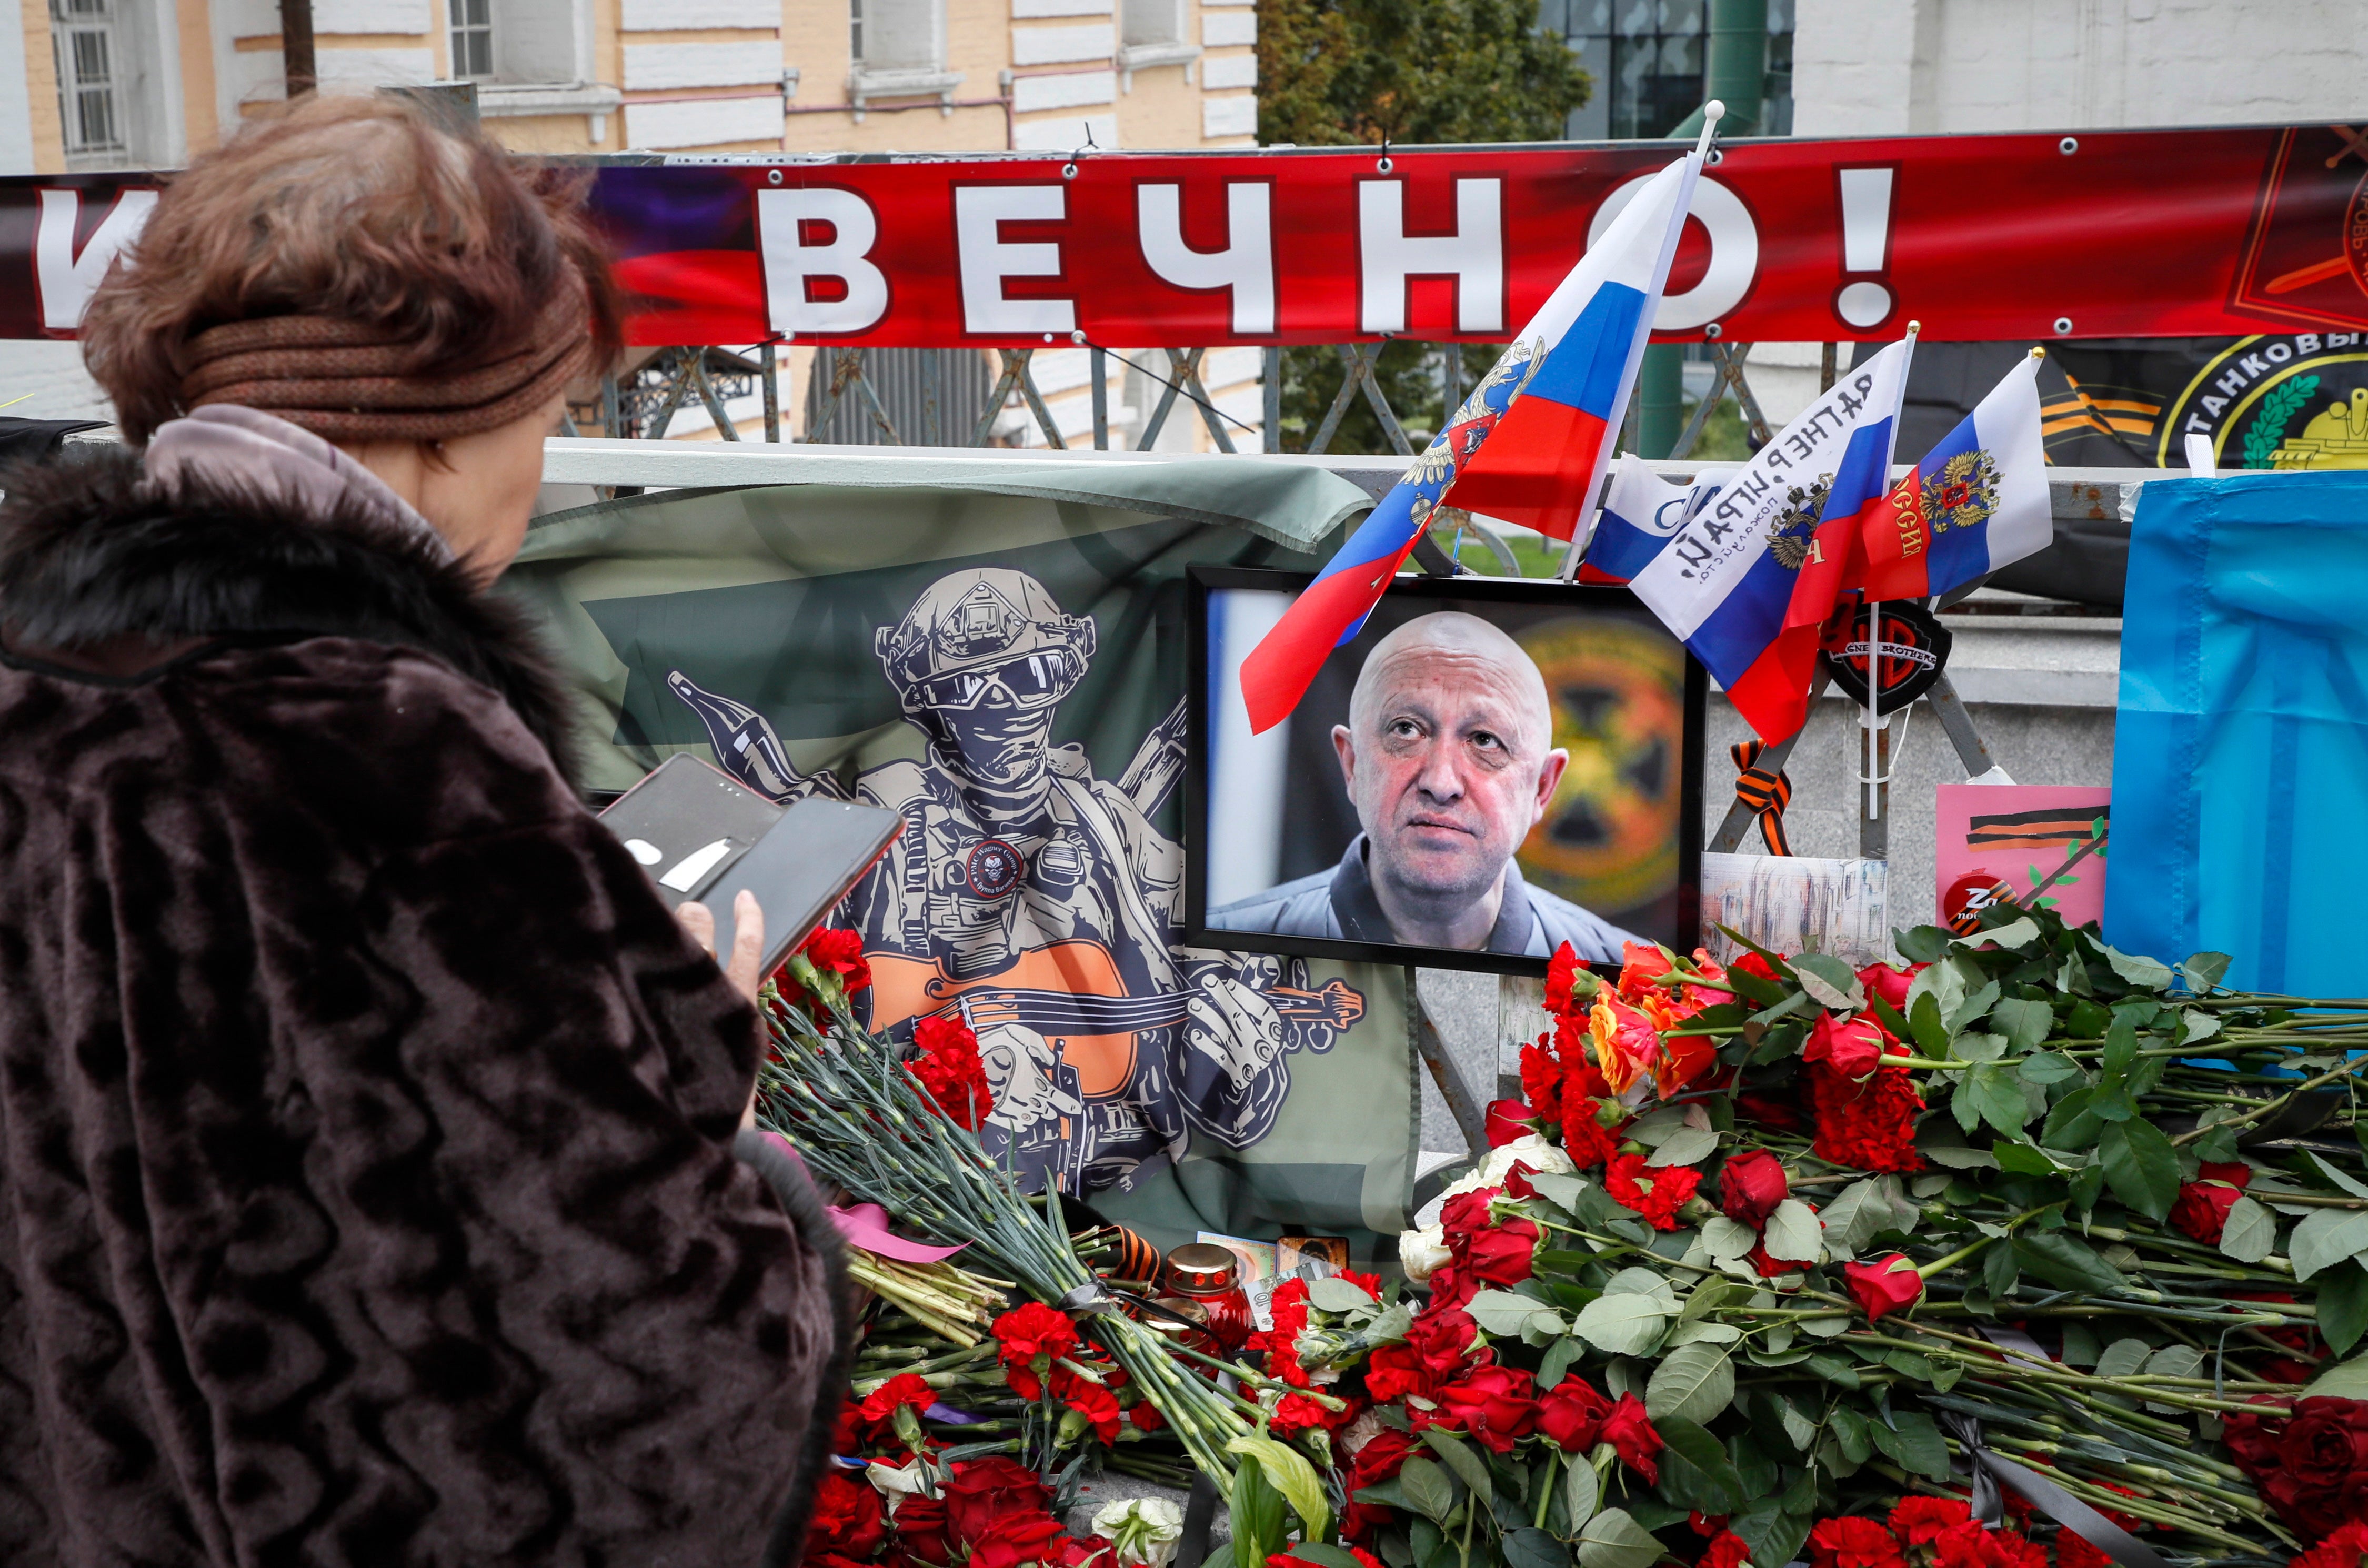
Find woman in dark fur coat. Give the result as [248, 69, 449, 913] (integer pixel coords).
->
[0, 95, 847, 1566]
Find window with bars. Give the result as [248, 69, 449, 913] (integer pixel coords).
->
[51, 0, 123, 157]
[450, 0, 494, 79]
[849, 0, 865, 63]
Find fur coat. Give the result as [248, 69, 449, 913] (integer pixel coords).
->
[0, 449, 846, 1567]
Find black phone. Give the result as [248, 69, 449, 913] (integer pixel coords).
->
[598, 755, 900, 973]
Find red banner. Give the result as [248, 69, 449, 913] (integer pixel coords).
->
[5, 123, 2365, 346]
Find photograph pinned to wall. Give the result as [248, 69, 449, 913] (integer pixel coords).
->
[1935, 786, 2109, 934]
[1697, 853, 1895, 968]
[1189, 568, 1705, 976]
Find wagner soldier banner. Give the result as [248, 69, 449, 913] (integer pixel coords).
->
[501, 456, 1421, 1257]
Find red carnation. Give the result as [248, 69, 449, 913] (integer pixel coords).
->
[2292, 1522, 2368, 1568]
[1052, 1365, 1123, 1444]
[1808, 1061, 1925, 1173]
[1807, 1517, 1905, 1568]
[1844, 1254, 1925, 1322]
[1717, 1149, 1790, 1228]
[801, 927, 873, 987]
[992, 1301, 1078, 1399]
[1538, 1375, 1614, 1452]
[1606, 1152, 1702, 1231]
[806, 1471, 888, 1559]
[1547, 942, 1588, 1014]
[1429, 1364, 1540, 1453]
[1703, 1533, 1752, 1568]
[857, 1373, 936, 1445]
[2171, 1161, 2253, 1245]
[1599, 1393, 1663, 1482]
[910, 1014, 994, 1130]
[1888, 1497, 1971, 1546]
[1805, 1011, 1888, 1079]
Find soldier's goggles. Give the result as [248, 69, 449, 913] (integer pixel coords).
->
[910, 646, 1086, 711]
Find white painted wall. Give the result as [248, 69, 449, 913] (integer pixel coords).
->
[1794, 0, 2368, 137]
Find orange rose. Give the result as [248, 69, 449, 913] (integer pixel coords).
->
[1589, 995, 1662, 1097]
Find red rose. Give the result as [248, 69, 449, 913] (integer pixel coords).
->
[1439, 1187, 1502, 1240]
[1599, 1392, 1662, 1482]
[1404, 1305, 1484, 1373]
[967, 1513, 1068, 1568]
[1606, 1152, 1703, 1231]
[1888, 1497, 1971, 1546]
[1618, 939, 1676, 1000]
[1733, 951, 1781, 984]
[1429, 1364, 1540, 1453]
[1537, 1375, 1613, 1452]
[1703, 1532, 1752, 1568]
[1057, 1537, 1114, 1568]
[941, 1456, 1051, 1547]
[1804, 1011, 1887, 1078]
[1807, 1516, 1905, 1568]
[1845, 1254, 1925, 1322]
[1857, 961, 1921, 1012]
[1460, 1220, 1539, 1286]
[1341, 1428, 1418, 1540]
[2223, 1398, 2368, 1538]
[1052, 1365, 1122, 1444]
[807, 1471, 888, 1559]
[2171, 1161, 2253, 1244]
[1485, 1099, 1541, 1145]
[1717, 1149, 1790, 1228]
[893, 1491, 951, 1565]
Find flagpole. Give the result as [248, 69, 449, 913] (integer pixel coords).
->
[1864, 318, 1920, 830]
[1558, 99, 1725, 584]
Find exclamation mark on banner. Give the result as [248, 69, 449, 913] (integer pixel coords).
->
[1834, 166, 1897, 329]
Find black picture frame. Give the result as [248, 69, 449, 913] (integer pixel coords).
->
[1183, 565, 1707, 979]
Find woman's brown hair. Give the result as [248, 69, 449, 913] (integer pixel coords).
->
[82, 94, 624, 445]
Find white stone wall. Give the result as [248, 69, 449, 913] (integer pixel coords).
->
[1793, 0, 2368, 137]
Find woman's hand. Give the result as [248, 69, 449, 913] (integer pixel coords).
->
[676, 890, 767, 1128]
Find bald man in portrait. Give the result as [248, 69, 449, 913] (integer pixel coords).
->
[1211, 611, 1637, 961]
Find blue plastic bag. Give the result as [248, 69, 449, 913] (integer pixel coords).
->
[2107, 470, 2368, 994]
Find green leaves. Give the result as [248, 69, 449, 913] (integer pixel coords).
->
[1228, 1436, 1291, 1563]
[1574, 1292, 1672, 1356]
[1562, 1453, 1600, 1534]
[1653, 1417, 1748, 1514]
[2312, 1268, 2368, 1361]
[2098, 1119, 2181, 1219]
[1468, 1290, 1566, 1340]
[2219, 1195, 2276, 1263]
[1988, 996, 2055, 1052]
[1956, 1061, 2035, 1138]
[1307, 1276, 1381, 1314]
[2102, 943, 2175, 991]
[1228, 1433, 1330, 1542]
[1396, 1456, 1457, 1524]
[1867, 1410, 1950, 1480]
[1790, 951, 1866, 1012]
[2288, 1208, 2368, 1282]
[1762, 1200, 1824, 1264]
[2182, 951, 2234, 992]
[2011, 1230, 2128, 1292]
[1645, 1344, 1735, 1427]
[1418, 1428, 1494, 1504]
[1578, 1509, 1664, 1568]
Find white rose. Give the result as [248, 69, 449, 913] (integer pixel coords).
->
[1094, 1496, 1186, 1568]
[1398, 1223, 1450, 1283]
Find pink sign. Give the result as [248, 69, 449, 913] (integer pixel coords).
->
[1934, 786, 2111, 932]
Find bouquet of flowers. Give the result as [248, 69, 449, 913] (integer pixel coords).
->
[1325, 906, 2368, 1568]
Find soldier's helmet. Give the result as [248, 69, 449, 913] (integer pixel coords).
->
[876, 568, 1096, 718]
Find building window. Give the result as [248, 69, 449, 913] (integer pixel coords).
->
[1122, 0, 1185, 48]
[850, 0, 865, 62]
[849, 0, 944, 72]
[1541, 0, 1793, 140]
[451, 0, 495, 79]
[51, 0, 123, 157]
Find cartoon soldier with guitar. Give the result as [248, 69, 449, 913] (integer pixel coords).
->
[668, 567, 1363, 1194]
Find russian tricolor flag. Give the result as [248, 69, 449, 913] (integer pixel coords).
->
[1630, 338, 1913, 745]
[1577, 454, 1731, 584]
[1237, 155, 1699, 736]
[1860, 353, 2050, 602]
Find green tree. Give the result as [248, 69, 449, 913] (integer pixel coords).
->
[1258, 0, 1590, 453]
[1258, 0, 1591, 148]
